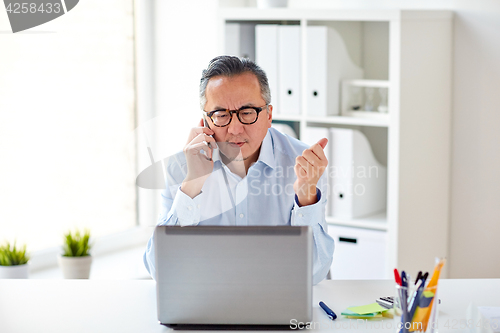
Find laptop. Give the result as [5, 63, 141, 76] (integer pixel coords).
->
[154, 225, 313, 329]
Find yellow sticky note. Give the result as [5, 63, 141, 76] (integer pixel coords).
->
[346, 314, 383, 319]
[347, 303, 388, 315]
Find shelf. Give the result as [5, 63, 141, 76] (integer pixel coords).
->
[326, 211, 387, 231]
[306, 115, 389, 127]
[272, 114, 389, 127]
[340, 111, 389, 121]
[219, 8, 401, 22]
[220, 8, 452, 276]
[219, 8, 452, 22]
[344, 79, 390, 88]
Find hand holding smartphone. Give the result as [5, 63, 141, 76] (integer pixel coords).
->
[180, 118, 216, 198]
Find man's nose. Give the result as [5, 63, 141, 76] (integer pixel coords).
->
[227, 113, 244, 135]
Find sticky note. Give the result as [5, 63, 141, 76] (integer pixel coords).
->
[341, 309, 379, 317]
[345, 315, 383, 319]
[347, 303, 388, 315]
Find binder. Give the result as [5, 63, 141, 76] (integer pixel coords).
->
[278, 25, 301, 115]
[306, 26, 363, 116]
[329, 128, 387, 218]
[256, 24, 279, 113]
[302, 126, 331, 215]
[225, 23, 255, 60]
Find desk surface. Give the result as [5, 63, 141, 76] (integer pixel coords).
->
[1, 279, 499, 333]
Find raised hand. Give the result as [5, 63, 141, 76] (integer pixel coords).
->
[293, 138, 328, 206]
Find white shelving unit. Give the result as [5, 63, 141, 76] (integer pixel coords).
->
[218, 8, 452, 278]
[326, 211, 388, 231]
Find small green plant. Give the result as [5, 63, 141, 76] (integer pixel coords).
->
[62, 229, 92, 257]
[0, 242, 30, 266]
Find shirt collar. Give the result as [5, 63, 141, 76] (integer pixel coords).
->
[211, 129, 275, 169]
[256, 129, 275, 169]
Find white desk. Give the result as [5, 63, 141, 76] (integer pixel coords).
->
[1, 279, 499, 333]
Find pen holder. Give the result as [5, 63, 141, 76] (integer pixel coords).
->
[394, 284, 439, 333]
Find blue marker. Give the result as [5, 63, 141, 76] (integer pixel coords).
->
[319, 301, 337, 320]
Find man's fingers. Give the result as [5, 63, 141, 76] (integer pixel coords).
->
[187, 141, 213, 160]
[302, 149, 320, 166]
[189, 121, 214, 138]
[304, 147, 327, 169]
[198, 127, 215, 136]
[295, 156, 315, 176]
[185, 133, 217, 155]
[294, 163, 307, 179]
[192, 133, 216, 146]
[301, 148, 327, 167]
[317, 137, 328, 149]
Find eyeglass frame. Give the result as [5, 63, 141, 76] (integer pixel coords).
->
[203, 105, 269, 127]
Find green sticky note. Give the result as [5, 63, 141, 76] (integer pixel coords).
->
[341, 309, 379, 317]
[347, 303, 388, 315]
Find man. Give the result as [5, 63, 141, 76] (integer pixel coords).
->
[144, 56, 334, 285]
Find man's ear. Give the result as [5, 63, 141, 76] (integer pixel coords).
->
[267, 104, 273, 128]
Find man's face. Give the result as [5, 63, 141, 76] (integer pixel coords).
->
[204, 72, 272, 164]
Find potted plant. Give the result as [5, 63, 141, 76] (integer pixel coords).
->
[58, 229, 93, 279]
[0, 241, 30, 279]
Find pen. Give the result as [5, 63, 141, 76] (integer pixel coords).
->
[394, 268, 402, 286]
[415, 271, 422, 285]
[319, 301, 337, 320]
[408, 278, 425, 321]
[401, 271, 409, 333]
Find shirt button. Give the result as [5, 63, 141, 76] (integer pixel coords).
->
[197, 204, 200, 209]
[239, 213, 244, 218]
[298, 213, 303, 218]
[187, 206, 192, 211]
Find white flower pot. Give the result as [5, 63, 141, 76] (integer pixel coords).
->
[0, 263, 29, 279]
[257, 0, 288, 8]
[58, 255, 92, 279]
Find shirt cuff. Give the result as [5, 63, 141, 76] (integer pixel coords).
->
[292, 188, 323, 226]
[170, 186, 204, 226]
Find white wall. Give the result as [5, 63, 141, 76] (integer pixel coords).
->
[134, 0, 220, 227]
[448, 1, 500, 278]
[153, 0, 219, 160]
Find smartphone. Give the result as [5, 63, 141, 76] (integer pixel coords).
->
[202, 118, 213, 160]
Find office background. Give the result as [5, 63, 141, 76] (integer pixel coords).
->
[0, 0, 499, 279]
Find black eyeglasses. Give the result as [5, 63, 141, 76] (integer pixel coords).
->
[204, 105, 268, 127]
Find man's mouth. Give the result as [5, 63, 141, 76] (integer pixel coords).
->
[229, 142, 245, 147]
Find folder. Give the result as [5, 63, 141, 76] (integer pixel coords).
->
[329, 128, 387, 218]
[306, 26, 363, 116]
[278, 25, 301, 115]
[256, 24, 279, 114]
[225, 23, 255, 60]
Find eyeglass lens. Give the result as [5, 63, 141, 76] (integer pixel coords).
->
[212, 108, 258, 126]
